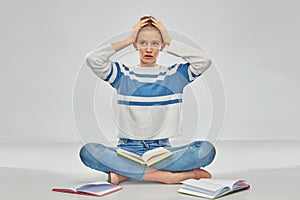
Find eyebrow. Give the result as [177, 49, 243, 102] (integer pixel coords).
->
[138, 39, 161, 43]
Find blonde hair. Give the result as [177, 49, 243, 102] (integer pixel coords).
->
[137, 16, 162, 41]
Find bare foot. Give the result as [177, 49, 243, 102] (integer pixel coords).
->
[142, 167, 212, 184]
[192, 168, 212, 179]
[108, 172, 128, 185]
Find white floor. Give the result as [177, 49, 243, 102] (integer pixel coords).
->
[1, 140, 299, 200]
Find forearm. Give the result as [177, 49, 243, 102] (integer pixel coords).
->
[86, 36, 134, 79]
[167, 40, 211, 73]
[86, 43, 116, 80]
[111, 38, 133, 52]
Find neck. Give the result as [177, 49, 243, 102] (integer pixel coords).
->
[139, 62, 157, 67]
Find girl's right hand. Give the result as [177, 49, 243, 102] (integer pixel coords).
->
[128, 18, 149, 43]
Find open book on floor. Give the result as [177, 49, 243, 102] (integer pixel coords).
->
[116, 147, 173, 166]
[52, 181, 122, 197]
[178, 178, 250, 199]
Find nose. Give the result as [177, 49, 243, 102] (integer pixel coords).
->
[145, 46, 152, 52]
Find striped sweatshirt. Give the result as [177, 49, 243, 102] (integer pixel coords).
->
[86, 40, 211, 140]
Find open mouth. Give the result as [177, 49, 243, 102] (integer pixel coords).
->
[145, 55, 153, 59]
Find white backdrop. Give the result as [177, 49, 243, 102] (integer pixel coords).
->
[0, 0, 299, 143]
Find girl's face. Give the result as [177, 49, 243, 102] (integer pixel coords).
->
[134, 28, 165, 67]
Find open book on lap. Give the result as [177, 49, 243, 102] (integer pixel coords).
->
[52, 181, 122, 197]
[116, 147, 173, 166]
[178, 178, 250, 199]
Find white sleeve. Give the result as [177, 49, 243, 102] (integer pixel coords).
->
[167, 40, 211, 79]
[86, 44, 116, 80]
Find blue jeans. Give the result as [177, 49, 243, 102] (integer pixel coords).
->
[79, 138, 216, 180]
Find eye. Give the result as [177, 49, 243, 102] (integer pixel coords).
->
[140, 41, 147, 46]
[152, 41, 160, 47]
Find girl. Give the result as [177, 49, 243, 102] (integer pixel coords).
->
[80, 16, 216, 185]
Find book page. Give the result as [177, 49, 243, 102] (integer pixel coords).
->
[204, 179, 247, 190]
[141, 147, 170, 162]
[146, 152, 173, 166]
[76, 181, 112, 189]
[180, 179, 232, 198]
[178, 187, 222, 199]
[76, 182, 120, 195]
[52, 181, 122, 197]
[182, 179, 226, 192]
[179, 179, 250, 199]
[117, 148, 144, 162]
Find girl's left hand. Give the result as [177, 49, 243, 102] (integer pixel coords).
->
[150, 17, 172, 45]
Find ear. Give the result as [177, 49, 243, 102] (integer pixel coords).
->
[160, 43, 167, 51]
[133, 42, 138, 51]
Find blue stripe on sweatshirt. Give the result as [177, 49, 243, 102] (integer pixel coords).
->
[109, 62, 191, 96]
[110, 62, 123, 87]
[117, 99, 182, 106]
[116, 80, 186, 97]
[104, 64, 114, 81]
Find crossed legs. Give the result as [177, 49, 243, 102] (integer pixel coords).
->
[80, 140, 216, 185]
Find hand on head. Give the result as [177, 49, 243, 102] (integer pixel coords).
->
[129, 16, 172, 45]
[128, 17, 151, 44]
[147, 17, 172, 45]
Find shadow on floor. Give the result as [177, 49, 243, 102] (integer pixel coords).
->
[1, 166, 299, 200]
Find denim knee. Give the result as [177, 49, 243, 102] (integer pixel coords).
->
[190, 141, 216, 164]
[79, 144, 90, 166]
[79, 143, 105, 166]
